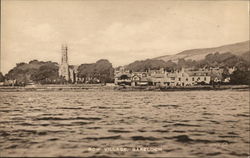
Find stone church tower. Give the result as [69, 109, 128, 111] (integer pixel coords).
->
[59, 44, 70, 81]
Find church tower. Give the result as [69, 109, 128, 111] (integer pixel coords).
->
[59, 44, 69, 81]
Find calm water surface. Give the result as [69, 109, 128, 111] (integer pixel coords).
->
[0, 90, 249, 157]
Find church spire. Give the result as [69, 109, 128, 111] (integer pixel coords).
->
[61, 44, 68, 64]
[59, 44, 69, 81]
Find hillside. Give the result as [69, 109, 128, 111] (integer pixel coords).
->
[155, 41, 249, 62]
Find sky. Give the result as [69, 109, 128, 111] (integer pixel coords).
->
[1, 0, 249, 74]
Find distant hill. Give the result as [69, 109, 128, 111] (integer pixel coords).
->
[154, 41, 249, 62]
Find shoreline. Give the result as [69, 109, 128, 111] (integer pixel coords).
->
[114, 85, 249, 91]
[0, 84, 248, 92]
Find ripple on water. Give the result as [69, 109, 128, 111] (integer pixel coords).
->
[172, 123, 201, 127]
[56, 107, 83, 110]
[34, 117, 102, 121]
[108, 129, 132, 133]
[131, 136, 160, 141]
[151, 129, 169, 133]
[84, 135, 121, 141]
[153, 104, 179, 108]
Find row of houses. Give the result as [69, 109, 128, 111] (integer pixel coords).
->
[114, 67, 234, 87]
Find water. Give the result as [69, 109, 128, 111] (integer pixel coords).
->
[0, 90, 249, 157]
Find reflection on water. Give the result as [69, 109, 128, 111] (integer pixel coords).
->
[0, 90, 249, 157]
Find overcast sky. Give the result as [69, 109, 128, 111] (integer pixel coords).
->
[1, 0, 249, 74]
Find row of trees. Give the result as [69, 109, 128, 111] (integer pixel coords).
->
[125, 52, 250, 85]
[4, 60, 63, 85]
[77, 59, 114, 83]
[2, 59, 115, 85]
[126, 52, 250, 72]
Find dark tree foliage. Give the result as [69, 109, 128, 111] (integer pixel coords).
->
[16, 62, 26, 67]
[197, 52, 245, 68]
[126, 59, 167, 72]
[29, 60, 40, 64]
[5, 60, 59, 85]
[177, 59, 198, 69]
[77, 59, 114, 83]
[0, 72, 5, 82]
[95, 59, 114, 83]
[126, 58, 195, 72]
[30, 63, 59, 84]
[165, 60, 178, 72]
[77, 64, 93, 79]
[5, 68, 28, 84]
[230, 70, 250, 85]
[241, 51, 250, 63]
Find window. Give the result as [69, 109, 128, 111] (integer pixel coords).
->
[192, 77, 194, 81]
[171, 77, 175, 80]
[204, 77, 206, 81]
[179, 78, 181, 81]
[186, 78, 188, 81]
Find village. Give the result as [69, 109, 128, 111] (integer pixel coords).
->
[114, 66, 235, 87]
[0, 44, 240, 89]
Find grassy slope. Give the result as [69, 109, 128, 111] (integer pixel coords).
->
[155, 41, 249, 62]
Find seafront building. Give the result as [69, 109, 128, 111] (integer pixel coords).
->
[114, 67, 228, 87]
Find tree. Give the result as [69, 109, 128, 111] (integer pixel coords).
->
[95, 59, 114, 83]
[230, 70, 250, 85]
[177, 59, 197, 69]
[126, 59, 166, 72]
[31, 63, 59, 84]
[5, 68, 27, 85]
[165, 60, 177, 72]
[77, 59, 114, 83]
[5, 60, 59, 85]
[0, 72, 5, 82]
[77, 63, 95, 82]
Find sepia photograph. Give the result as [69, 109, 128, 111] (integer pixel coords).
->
[0, 0, 249, 157]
